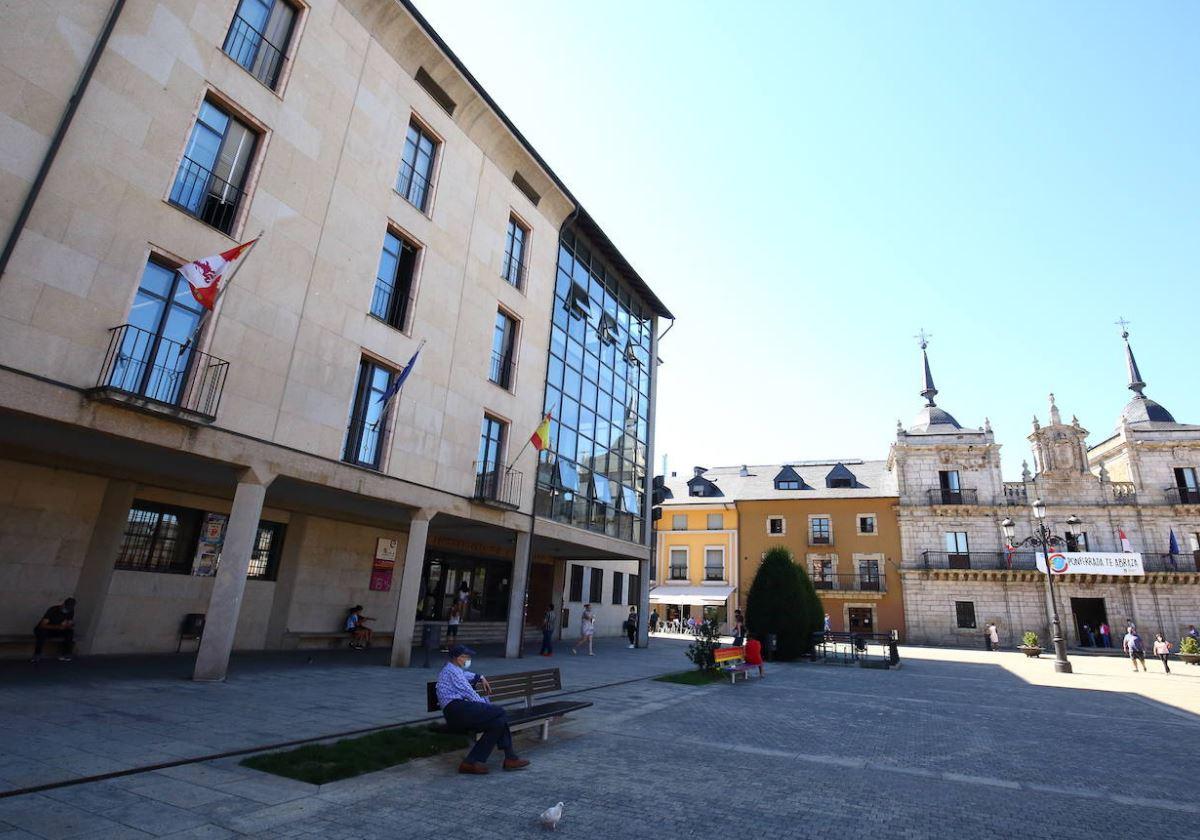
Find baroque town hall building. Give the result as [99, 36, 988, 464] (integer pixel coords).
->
[891, 331, 1200, 647]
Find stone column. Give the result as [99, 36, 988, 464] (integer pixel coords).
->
[263, 513, 308, 649]
[550, 559, 567, 640]
[389, 511, 432, 668]
[193, 468, 273, 682]
[504, 529, 533, 658]
[73, 480, 136, 655]
[637, 557, 650, 647]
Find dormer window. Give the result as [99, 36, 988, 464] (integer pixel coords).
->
[825, 463, 857, 489]
[773, 465, 807, 491]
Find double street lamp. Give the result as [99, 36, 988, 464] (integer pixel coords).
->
[1001, 500, 1080, 675]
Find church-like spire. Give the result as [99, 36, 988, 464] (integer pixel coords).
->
[1118, 317, 1146, 396]
[917, 329, 937, 406]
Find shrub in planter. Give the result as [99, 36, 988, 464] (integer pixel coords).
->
[685, 618, 723, 671]
[1021, 631, 1040, 648]
[745, 546, 824, 660]
[1179, 636, 1200, 657]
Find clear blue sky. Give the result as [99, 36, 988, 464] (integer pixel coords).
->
[419, 1, 1200, 478]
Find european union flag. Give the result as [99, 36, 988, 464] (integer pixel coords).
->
[378, 341, 424, 406]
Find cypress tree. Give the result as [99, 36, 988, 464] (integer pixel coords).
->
[745, 545, 825, 660]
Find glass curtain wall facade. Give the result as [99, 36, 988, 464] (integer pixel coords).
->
[536, 229, 653, 543]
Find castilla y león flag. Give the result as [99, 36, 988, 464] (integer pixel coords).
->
[179, 238, 258, 310]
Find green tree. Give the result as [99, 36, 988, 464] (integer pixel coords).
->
[745, 546, 825, 660]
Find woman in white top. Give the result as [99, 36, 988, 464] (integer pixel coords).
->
[571, 604, 596, 656]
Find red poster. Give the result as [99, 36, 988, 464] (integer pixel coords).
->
[369, 569, 393, 592]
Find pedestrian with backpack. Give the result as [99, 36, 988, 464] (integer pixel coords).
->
[624, 606, 639, 648]
[1123, 627, 1147, 672]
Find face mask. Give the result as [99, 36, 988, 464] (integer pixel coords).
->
[461, 658, 472, 670]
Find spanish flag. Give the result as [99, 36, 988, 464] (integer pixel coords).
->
[530, 411, 552, 451]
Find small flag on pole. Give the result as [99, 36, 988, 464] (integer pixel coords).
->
[179, 238, 259, 310]
[377, 341, 424, 406]
[530, 411, 552, 451]
[1118, 527, 1133, 553]
[1004, 543, 1016, 569]
[1169, 529, 1181, 570]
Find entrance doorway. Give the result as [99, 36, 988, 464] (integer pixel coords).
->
[526, 562, 554, 626]
[848, 607, 874, 634]
[1069, 597, 1108, 646]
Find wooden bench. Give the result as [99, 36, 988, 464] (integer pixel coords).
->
[714, 646, 756, 684]
[0, 633, 79, 657]
[283, 631, 395, 650]
[426, 667, 591, 742]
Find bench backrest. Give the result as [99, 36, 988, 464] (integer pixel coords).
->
[426, 667, 563, 713]
[713, 647, 745, 666]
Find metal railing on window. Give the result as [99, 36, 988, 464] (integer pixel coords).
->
[920, 550, 1037, 571]
[342, 417, 387, 470]
[369, 276, 417, 331]
[223, 14, 288, 89]
[488, 350, 515, 390]
[396, 158, 432, 212]
[473, 464, 522, 509]
[927, 487, 978, 505]
[95, 324, 229, 421]
[169, 156, 247, 235]
[500, 251, 527, 287]
[1166, 486, 1200, 505]
[1142, 552, 1200, 572]
[811, 573, 886, 592]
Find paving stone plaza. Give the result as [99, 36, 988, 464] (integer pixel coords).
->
[2, 640, 1198, 839]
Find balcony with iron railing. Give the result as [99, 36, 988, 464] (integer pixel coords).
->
[919, 550, 1038, 571]
[90, 324, 229, 422]
[927, 487, 978, 506]
[396, 159, 433, 212]
[169, 156, 247, 235]
[500, 251, 527, 288]
[473, 464, 522, 510]
[223, 14, 288, 89]
[1166, 486, 1200, 505]
[1142, 552, 1200, 572]
[812, 573, 886, 593]
[488, 351, 515, 391]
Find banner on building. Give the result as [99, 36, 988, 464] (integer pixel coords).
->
[192, 513, 228, 576]
[370, 537, 399, 591]
[1036, 552, 1144, 577]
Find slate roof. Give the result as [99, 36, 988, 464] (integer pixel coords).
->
[660, 460, 896, 505]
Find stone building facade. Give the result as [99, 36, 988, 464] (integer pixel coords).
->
[0, 1, 669, 672]
[892, 333, 1200, 648]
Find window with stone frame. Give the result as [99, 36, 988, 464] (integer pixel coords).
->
[223, 0, 299, 90]
[810, 555, 834, 589]
[955, 601, 977, 629]
[809, 516, 832, 545]
[672, 513, 687, 530]
[669, 547, 688, 580]
[704, 547, 724, 581]
[767, 516, 785, 535]
[857, 514, 877, 535]
[706, 513, 723, 530]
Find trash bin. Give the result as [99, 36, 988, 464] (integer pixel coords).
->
[419, 623, 442, 668]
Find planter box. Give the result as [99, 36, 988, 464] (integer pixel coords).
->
[1179, 653, 1200, 665]
[1018, 645, 1042, 658]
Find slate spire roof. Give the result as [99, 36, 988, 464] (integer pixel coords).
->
[1117, 320, 1176, 426]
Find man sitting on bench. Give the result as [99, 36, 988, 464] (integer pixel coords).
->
[32, 597, 76, 663]
[435, 644, 530, 775]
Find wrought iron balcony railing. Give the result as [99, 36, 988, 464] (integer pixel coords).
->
[396, 158, 433, 212]
[93, 324, 229, 421]
[488, 350, 515, 390]
[927, 487, 978, 505]
[919, 550, 1038, 571]
[473, 464, 522, 509]
[501, 252, 528, 288]
[1142, 552, 1200, 572]
[1166, 486, 1200, 505]
[169, 156, 247, 235]
[811, 573, 886, 592]
[223, 14, 288, 89]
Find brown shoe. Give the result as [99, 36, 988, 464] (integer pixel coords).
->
[502, 758, 530, 771]
[458, 761, 489, 775]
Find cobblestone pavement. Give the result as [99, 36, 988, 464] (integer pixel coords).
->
[2, 645, 1198, 838]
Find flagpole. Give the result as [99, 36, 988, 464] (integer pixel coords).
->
[506, 411, 549, 473]
[516, 449, 540, 659]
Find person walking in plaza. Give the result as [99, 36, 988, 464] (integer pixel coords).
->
[1099, 622, 1111, 648]
[539, 604, 555, 657]
[731, 609, 746, 647]
[571, 604, 596, 655]
[1187, 624, 1198, 641]
[446, 600, 463, 645]
[1152, 634, 1172, 673]
[823, 613, 832, 637]
[31, 597, 76, 662]
[624, 606, 639, 649]
[1123, 626, 1147, 672]
[1082, 624, 1096, 647]
[987, 622, 1000, 651]
[649, 610, 660, 633]
[435, 644, 529, 774]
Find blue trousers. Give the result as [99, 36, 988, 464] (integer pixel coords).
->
[540, 629, 553, 655]
[443, 700, 515, 763]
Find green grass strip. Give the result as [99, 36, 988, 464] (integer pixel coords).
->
[654, 669, 725, 685]
[240, 725, 469, 785]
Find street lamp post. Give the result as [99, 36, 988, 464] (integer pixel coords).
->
[1001, 500, 1080, 674]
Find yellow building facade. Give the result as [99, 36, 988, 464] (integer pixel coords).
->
[651, 498, 739, 627]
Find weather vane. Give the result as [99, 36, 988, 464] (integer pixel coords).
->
[914, 328, 931, 350]
[1115, 316, 1131, 339]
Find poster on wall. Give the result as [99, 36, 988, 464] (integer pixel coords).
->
[193, 513, 228, 576]
[369, 537, 398, 591]
[1035, 552, 1144, 576]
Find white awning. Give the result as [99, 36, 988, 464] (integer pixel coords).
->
[649, 585, 735, 606]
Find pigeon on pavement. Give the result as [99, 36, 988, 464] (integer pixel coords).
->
[539, 801, 564, 830]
